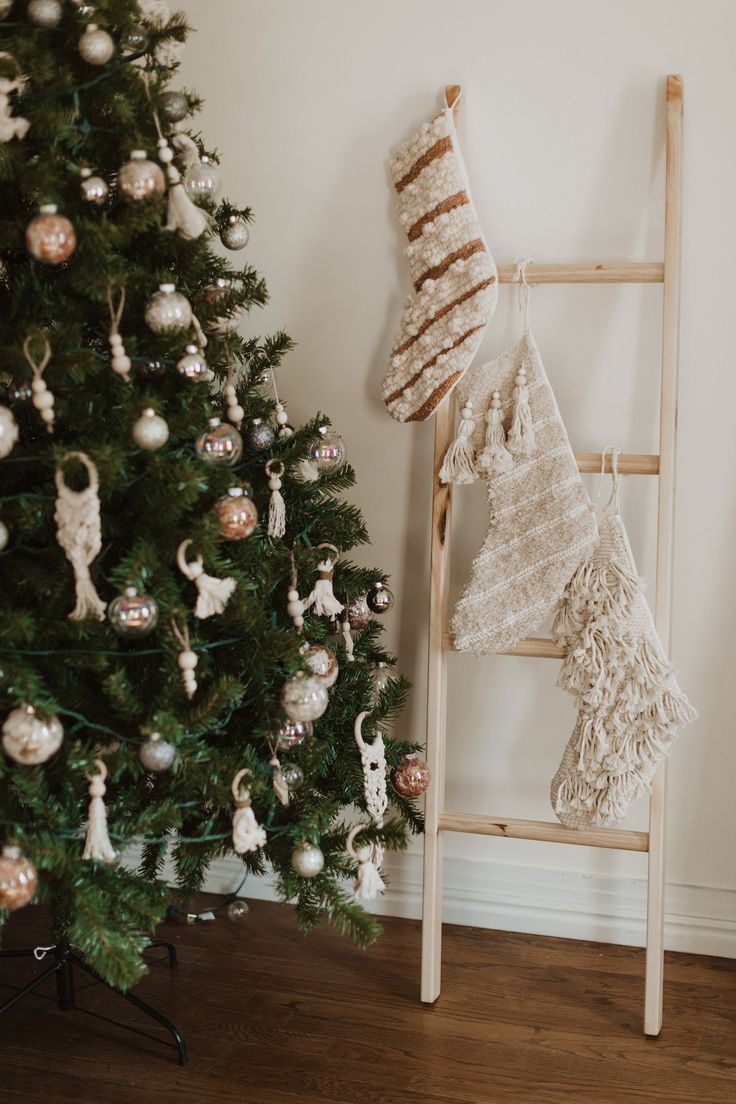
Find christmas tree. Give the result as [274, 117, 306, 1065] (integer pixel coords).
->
[0, 0, 423, 990]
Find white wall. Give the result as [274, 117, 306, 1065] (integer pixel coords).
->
[178, 0, 736, 954]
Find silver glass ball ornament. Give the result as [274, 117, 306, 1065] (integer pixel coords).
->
[107, 586, 159, 637]
[290, 841, 324, 879]
[28, 0, 62, 27]
[307, 427, 347, 473]
[201, 278, 244, 336]
[245, 417, 275, 452]
[345, 595, 372, 632]
[80, 167, 109, 206]
[276, 762, 304, 792]
[195, 416, 243, 466]
[79, 23, 115, 65]
[302, 644, 339, 688]
[119, 150, 165, 204]
[184, 156, 221, 204]
[367, 581, 395, 615]
[227, 898, 250, 921]
[145, 283, 192, 334]
[369, 662, 396, 705]
[159, 90, 190, 123]
[220, 216, 250, 251]
[281, 672, 328, 723]
[176, 344, 212, 383]
[0, 405, 19, 458]
[2, 703, 63, 765]
[132, 407, 169, 451]
[139, 732, 177, 772]
[120, 23, 147, 52]
[0, 521, 8, 551]
[274, 717, 312, 752]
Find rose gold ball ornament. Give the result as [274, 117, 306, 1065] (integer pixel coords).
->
[290, 841, 324, 879]
[196, 416, 243, 466]
[78, 23, 115, 65]
[176, 344, 212, 383]
[144, 283, 192, 334]
[274, 717, 312, 752]
[0, 846, 38, 911]
[301, 643, 339, 688]
[80, 167, 109, 206]
[26, 204, 77, 264]
[184, 155, 221, 204]
[119, 150, 165, 204]
[367, 581, 395, 615]
[132, 407, 169, 450]
[345, 595, 372, 632]
[0, 405, 19, 458]
[107, 586, 159, 637]
[281, 672, 328, 723]
[213, 486, 258, 540]
[391, 753, 431, 798]
[2, 703, 63, 765]
[307, 426, 347, 473]
[28, 0, 62, 27]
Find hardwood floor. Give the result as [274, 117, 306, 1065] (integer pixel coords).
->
[0, 896, 734, 1104]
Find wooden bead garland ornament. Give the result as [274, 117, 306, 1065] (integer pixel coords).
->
[0, 845, 37, 910]
[54, 451, 106, 622]
[82, 759, 117, 863]
[287, 553, 304, 633]
[176, 538, 236, 619]
[23, 335, 55, 432]
[223, 367, 244, 429]
[231, 768, 267, 853]
[265, 459, 286, 538]
[302, 543, 344, 620]
[171, 619, 198, 698]
[107, 286, 131, 383]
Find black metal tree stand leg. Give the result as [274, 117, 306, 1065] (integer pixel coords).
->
[0, 937, 187, 1064]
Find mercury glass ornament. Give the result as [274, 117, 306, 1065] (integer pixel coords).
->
[227, 898, 250, 921]
[139, 732, 177, 772]
[245, 417, 275, 452]
[290, 841, 324, 879]
[274, 717, 312, 752]
[276, 763, 304, 791]
[159, 89, 190, 123]
[79, 23, 115, 65]
[28, 0, 62, 26]
[367, 581, 395, 615]
[2, 703, 63, 765]
[145, 283, 192, 334]
[119, 150, 164, 204]
[391, 753, 431, 798]
[132, 407, 169, 450]
[0, 405, 19, 458]
[26, 205, 76, 264]
[307, 427, 347, 473]
[120, 23, 147, 52]
[201, 279, 243, 335]
[176, 344, 211, 383]
[0, 846, 37, 911]
[213, 486, 258, 540]
[196, 416, 243, 466]
[80, 167, 109, 206]
[108, 586, 159, 637]
[0, 521, 8, 551]
[281, 672, 328, 723]
[302, 644, 339, 688]
[220, 215, 250, 251]
[369, 662, 396, 705]
[9, 381, 32, 403]
[345, 595, 372, 633]
[184, 156, 221, 204]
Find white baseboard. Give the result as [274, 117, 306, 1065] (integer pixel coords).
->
[201, 851, 736, 960]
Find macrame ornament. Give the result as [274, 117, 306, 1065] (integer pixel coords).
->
[302, 544, 344, 620]
[82, 759, 117, 863]
[287, 553, 304, 633]
[156, 124, 209, 240]
[107, 286, 131, 383]
[23, 335, 55, 433]
[475, 391, 513, 475]
[341, 617, 355, 662]
[346, 822, 386, 902]
[176, 539, 236, 619]
[223, 363, 244, 429]
[350, 711, 388, 901]
[54, 452, 106, 622]
[171, 619, 198, 698]
[439, 401, 477, 485]
[265, 460, 286, 538]
[269, 754, 289, 806]
[0, 54, 29, 142]
[231, 768, 267, 853]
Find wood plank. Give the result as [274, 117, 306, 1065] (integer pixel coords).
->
[497, 262, 664, 284]
[438, 811, 650, 852]
[442, 633, 566, 657]
[575, 452, 659, 475]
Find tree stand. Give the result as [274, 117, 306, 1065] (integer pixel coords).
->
[0, 938, 187, 1065]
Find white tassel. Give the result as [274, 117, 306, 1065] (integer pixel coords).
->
[475, 391, 513, 475]
[347, 825, 385, 902]
[266, 460, 286, 538]
[295, 457, 319, 482]
[341, 617, 355, 662]
[176, 539, 236, 619]
[171, 122, 201, 170]
[439, 402, 477, 484]
[269, 755, 290, 806]
[157, 136, 209, 240]
[172, 619, 198, 699]
[231, 769, 267, 853]
[82, 760, 117, 863]
[54, 452, 106, 622]
[507, 366, 536, 454]
[108, 286, 131, 383]
[302, 545, 344, 619]
[0, 66, 29, 143]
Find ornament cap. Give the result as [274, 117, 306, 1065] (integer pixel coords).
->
[227, 486, 244, 498]
[130, 149, 147, 160]
[184, 343, 197, 354]
[141, 407, 155, 417]
[39, 203, 58, 214]
[214, 277, 230, 289]
[2, 845, 21, 860]
[80, 167, 91, 179]
[124, 586, 138, 598]
[159, 282, 175, 293]
[208, 416, 221, 427]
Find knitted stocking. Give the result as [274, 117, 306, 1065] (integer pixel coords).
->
[382, 87, 498, 422]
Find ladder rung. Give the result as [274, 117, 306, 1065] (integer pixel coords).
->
[443, 634, 564, 656]
[576, 452, 659, 475]
[438, 811, 650, 852]
[497, 262, 664, 284]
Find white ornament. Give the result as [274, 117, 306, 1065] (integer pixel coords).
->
[354, 711, 388, 826]
[108, 286, 131, 382]
[82, 759, 117, 863]
[132, 407, 169, 450]
[231, 768, 266, 853]
[265, 459, 286, 538]
[346, 823, 385, 902]
[269, 755, 290, 807]
[281, 672, 328, 723]
[176, 538, 236, 619]
[341, 617, 355, 662]
[302, 544, 344, 620]
[28, 0, 62, 28]
[23, 335, 55, 433]
[290, 841, 324, 878]
[2, 703, 63, 765]
[54, 452, 106, 621]
[79, 24, 115, 66]
[223, 366, 244, 429]
[156, 134, 209, 240]
[0, 404, 18, 458]
[0, 54, 29, 143]
[172, 620, 197, 698]
[136, 0, 184, 67]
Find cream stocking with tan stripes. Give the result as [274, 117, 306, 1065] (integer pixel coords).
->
[382, 88, 498, 422]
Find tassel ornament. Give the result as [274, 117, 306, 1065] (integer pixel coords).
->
[302, 544, 344, 620]
[54, 452, 106, 622]
[231, 769, 267, 853]
[266, 460, 286, 538]
[176, 539, 236, 619]
[107, 286, 131, 383]
[354, 711, 388, 825]
[172, 619, 198, 698]
[157, 134, 209, 240]
[476, 391, 512, 476]
[507, 365, 535, 454]
[23, 335, 55, 433]
[346, 823, 385, 902]
[82, 759, 117, 863]
[439, 401, 477, 484]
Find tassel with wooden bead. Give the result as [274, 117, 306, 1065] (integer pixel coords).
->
[82, 759, 117, 864]
[23, 335, 55, 433]
[172, 619, 198, 698]
[440, 401, 477, 484]
[507, 365, 535, 455]
[476, 391, 513, 476]
[266, 459, 286, 538]
[107, 286, 132, 383]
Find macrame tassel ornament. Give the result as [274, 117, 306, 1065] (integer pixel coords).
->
[23, 335, 55, 433]
[346, 823, 385, 902]
[0, 56, 29, 142]
[231, 768, 267, 853]
[176, 539, 236, 619]
[287, 554, 304, 633]
[269, 755, 289, 807]
[302, 544, 344, 620]
[266, 460, 286, 538]
[54, 452, 106, 622]
[157, 133, 209, 240]
[440, 401, 477, 485]
[82, 759, 117, 863]
[476, 391, 512, 475]
[172, 619, 198, 698]
[507, 365, 535, 455]
[350, 711, 387, 901]
[107, 286, 131, 383]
